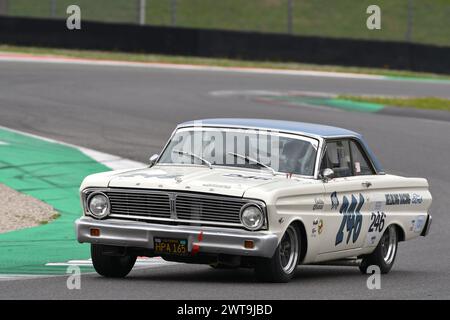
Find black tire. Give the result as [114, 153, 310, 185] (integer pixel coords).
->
[91, 244, 136, 278]
[359, 225, 398, 274]
[254, 224, 301, 283]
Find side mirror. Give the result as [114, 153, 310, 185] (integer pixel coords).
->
[149, 154, 159, 167]
[321, 168, 335, 181]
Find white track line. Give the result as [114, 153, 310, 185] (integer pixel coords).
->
[0, 258, 176, 282]
[0, 52, 386, 80]
[45, 257, 176, 268]
[0, 274, 54, 281]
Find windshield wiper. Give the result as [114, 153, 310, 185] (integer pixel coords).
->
[173, 149, 213, 169]
[227, 152, 276, 175]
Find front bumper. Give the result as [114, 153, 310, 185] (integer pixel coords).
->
[75, 217, 279, 258]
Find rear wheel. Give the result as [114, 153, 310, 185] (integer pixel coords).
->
[91, 244, 136, 278]
[255, 224, 301, 283]
[359, 225, 398, 274]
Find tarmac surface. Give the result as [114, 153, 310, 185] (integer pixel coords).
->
[0, 60, 449, 299]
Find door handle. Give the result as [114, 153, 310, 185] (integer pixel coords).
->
[362, 181, 372, 188]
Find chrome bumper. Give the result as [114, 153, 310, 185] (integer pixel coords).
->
[75, 217, 279, 258]
[421, 214, 432, 237]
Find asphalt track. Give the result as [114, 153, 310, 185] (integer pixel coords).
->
[0, 60, 449, 299]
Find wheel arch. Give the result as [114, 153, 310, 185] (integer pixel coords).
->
[288, 219, 308, 264]
[389, 223, 406, 242]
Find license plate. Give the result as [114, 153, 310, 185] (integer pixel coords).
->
[153, 237, 188, 256]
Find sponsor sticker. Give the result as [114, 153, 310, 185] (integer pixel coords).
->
[409, 220, 415, 232]
[318, 219, 324, 235]
[411, 193, 423, 204]
[354, 161, 361, 173]
[385, 193, 411, 205]
[413, 215, 426, 233]
[313, 198, 324, 211]
[373, 201, 384, 211]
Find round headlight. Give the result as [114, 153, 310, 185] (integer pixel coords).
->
[87, 193, 110, 219]
[240, 204, 264, 230]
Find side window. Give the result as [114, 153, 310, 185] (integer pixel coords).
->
[322, 140, 352, 178]
[350, 141, 375, 176]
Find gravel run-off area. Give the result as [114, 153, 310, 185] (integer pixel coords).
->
[0, 183, 59, 234]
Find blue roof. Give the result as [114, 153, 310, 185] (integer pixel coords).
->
[178, 118, 360, 138]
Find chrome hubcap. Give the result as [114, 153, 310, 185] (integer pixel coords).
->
[380, 226, 397, 264]
[278, 226, 299, 274]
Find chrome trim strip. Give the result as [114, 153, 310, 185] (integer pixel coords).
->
[108, 213, 243, 228]
[315, 137, 325, 179]
[176, 123, 325, 140]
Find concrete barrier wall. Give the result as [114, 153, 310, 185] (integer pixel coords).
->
[1, 16, 449, 74]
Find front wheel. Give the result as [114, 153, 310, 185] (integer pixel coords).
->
[91, 244, 136, 278]
[359, 225, 398, 274]
[254, 224, 301, 283]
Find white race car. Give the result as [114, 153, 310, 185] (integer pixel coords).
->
[76, 119, 432, 282]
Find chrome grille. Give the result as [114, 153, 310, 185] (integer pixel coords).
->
[106, 191, 171, 218]
[96, 189, 248, 227]
[175, 195, 244, 224]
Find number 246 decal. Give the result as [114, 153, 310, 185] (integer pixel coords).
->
[335, 194, 364, 246]
[368, 211, 386, 233]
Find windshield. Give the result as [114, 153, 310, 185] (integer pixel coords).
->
[158, 127, 319, 176]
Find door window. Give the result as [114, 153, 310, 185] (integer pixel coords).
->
[321, 140, 352, 178]
[350, 141, 375, 175]
[321, 139, 376, 177]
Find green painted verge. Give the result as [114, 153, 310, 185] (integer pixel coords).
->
[0, 128, 110, 274]
[322, 99, 385, 113]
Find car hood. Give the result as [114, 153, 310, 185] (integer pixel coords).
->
[104, 165, 286, 197]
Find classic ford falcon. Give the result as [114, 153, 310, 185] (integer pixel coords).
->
[75, 119, 432, 282]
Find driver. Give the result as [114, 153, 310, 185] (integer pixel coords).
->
[280, 140, 307, 174]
